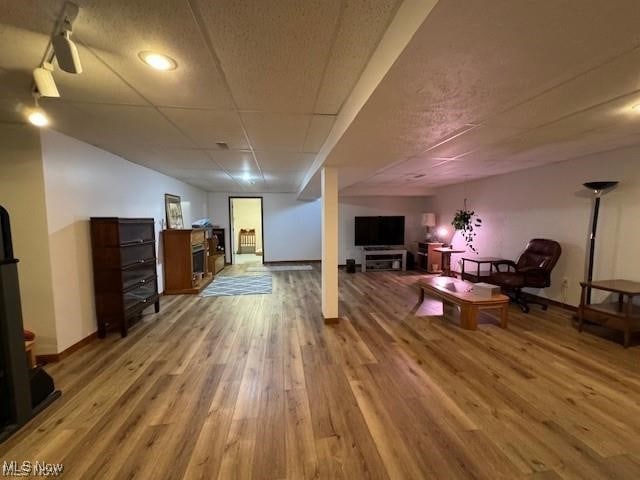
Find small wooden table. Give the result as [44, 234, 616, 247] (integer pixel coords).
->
[433, 247, 465, 277]
[417, 277, 509, 330]
[578, 279, 640, 348]
[461, 257, 504, 283]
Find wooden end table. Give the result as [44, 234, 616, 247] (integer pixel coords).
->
[578, 279, 640, 348]
[433, 247, 465, 277]
[461, 257, 504, 283]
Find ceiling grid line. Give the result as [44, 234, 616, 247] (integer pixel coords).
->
[185, 0, 266, 186]
[77, 39, 248, 192]
[298, 0, 347, 160]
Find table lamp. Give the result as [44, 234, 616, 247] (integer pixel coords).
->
[421, 213, 436, 241]
[583, 181, 619, 304]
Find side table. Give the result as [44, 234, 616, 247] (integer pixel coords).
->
[461, 257, 504, 283]
[578, 279, 640, 348]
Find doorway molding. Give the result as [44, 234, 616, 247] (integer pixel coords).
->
[228, 196, 265, 265]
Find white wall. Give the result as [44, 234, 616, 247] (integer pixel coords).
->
[41, 130, 207, 352]
[208, 193, 322, 263]
[0, 124, 59, 353]
[208, 192, 430, 265]
[431, 149, 640, 306]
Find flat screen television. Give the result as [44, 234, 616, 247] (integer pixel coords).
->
[354, 216, 405, 246]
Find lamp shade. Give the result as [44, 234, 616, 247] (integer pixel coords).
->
[583, 181, 618, 195]
[421, 213, 436, 227]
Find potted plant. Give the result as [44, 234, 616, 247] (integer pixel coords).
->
[452, 199, 482, 253]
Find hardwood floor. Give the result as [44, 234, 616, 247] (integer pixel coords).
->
[2, 266, 640, 479]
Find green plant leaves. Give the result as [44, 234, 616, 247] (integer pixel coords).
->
[452, 209, 482, 253]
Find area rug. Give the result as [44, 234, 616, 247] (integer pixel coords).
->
[246, 265, 313, 272]
[200, 275, 272, 297]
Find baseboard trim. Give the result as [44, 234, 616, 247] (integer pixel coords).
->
[526, 293, 577, 312]
[36, 332, 98, 364]
[264, 260, 321, 265]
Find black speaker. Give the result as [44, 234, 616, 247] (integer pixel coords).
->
[406, 252, 415, 270]
[346, 259, 356, 273]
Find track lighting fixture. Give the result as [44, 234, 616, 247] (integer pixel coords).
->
[43, 2, 83, 75]
[53, 28, 82, 74]
[32, 62, 60, 98]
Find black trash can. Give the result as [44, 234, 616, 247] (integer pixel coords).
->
[346, 259, 356, 273]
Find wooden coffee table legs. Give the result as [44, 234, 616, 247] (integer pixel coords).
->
[459, 303, 508, 330]
[459, 304, 477, 330]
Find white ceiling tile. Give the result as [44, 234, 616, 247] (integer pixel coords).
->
[314, 0, 401, 114]
[303, 115, 336, 153]
[241, 112, 311, 152]
[207, 150, 256, 171]
[254, 151, 315, 171]
[53, 44, 148, 105]
[154, 149, 221, 170]
[160, 108, 249, 149]
[74, 0, 234, 109]
[262, 170, 305, 183]
[192, 0, 342, 112]
[62, 103, 193, 148]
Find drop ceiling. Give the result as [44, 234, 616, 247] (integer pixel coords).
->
[0, 0, 402, 193]
[4, 1, 640, 197]
[301, 0, 640, 197]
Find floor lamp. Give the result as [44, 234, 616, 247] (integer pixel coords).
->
[583, 181, 619, 304]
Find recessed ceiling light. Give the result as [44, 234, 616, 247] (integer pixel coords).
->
[138, 51, 177, 71]
[28, 109, 49, 127]
[632, 104, 640, 111]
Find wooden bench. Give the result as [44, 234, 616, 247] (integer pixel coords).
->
[417, 277, 509, 330]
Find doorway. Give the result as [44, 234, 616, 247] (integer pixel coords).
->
[229, 197, 264, 265]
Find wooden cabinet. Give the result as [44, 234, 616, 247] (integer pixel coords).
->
[90, 217, 160, 338]
[417, 242, 443, 273]
[210, 254, 226, 275]
[162, 229, 214, 295]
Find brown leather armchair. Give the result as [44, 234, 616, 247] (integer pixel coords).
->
[489, 239, 562, 313]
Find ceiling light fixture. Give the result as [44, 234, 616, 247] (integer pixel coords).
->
[138, 51, 178, 71]
[28, 110, 49, 127]
[632, 104, 640, 111]
[27, 93, 49, 128]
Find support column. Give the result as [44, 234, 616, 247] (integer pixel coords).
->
[321, 167, 339, 324]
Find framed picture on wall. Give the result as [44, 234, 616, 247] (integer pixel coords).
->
[165, 194, 184, 229]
